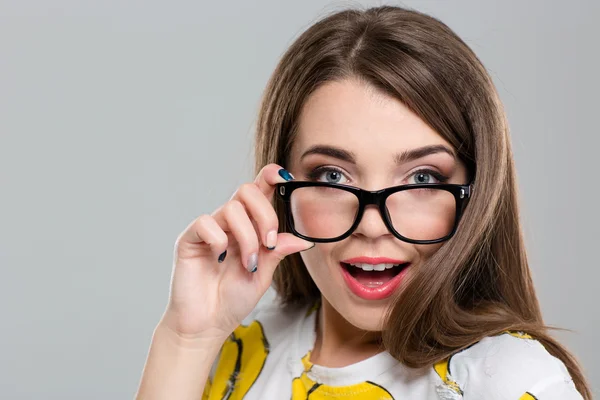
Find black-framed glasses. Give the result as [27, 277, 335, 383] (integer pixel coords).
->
[275, 181, 473, 244]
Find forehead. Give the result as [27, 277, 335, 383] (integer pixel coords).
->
[291, 79, 452, 161]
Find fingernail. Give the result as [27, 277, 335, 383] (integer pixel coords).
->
[266, 230, 277, 250]
[278, 168, 294, 181]
[218, 250, 227, 263]
[247, 252, 258, 272]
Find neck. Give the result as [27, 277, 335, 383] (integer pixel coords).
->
[310, 296, 384, 368]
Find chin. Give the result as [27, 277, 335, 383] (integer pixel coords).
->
[334, 297, 390, 332]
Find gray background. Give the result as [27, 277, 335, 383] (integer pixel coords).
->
[1, 0, 598, 398]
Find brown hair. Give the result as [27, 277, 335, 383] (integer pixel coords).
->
[253, 5, 590, 398]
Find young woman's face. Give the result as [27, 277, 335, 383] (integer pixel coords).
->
[287, 79, 469, 331]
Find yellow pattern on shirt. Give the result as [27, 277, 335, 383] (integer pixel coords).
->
[203, 320, 269, 400]
[290, 352, 395, 399]
[202, 318, 395, 399]
[519, 393, 537, 400]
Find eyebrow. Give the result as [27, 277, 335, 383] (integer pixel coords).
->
[299, 144, 456, 165]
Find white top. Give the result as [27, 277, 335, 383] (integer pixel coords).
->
[203, 295, 582, 399]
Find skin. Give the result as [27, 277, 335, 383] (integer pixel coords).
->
[137, 161, 314, 399]
[287, 78, 469, 368]
[136, 78, 469, 398]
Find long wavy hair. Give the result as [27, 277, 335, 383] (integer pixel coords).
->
[253, 5, 590, 398]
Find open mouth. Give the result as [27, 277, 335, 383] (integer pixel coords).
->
[340, 262, 410, 288]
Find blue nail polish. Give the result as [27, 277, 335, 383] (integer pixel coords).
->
[278, 168, 294, 181]
[218, 250, 227, 263]
[251, 266, 258, 273]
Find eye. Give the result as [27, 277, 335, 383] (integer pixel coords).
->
[409, 169, 449, 184]
[306, 166, 350, 184]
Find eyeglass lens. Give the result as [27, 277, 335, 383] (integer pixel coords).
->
[289, 186, 456, 241]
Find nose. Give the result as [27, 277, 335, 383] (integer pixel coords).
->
[352, 204, 391, 239]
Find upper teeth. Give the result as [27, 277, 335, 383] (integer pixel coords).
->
[350, 263, 399, 271]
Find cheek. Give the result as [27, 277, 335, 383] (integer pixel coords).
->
[386, 191, 456, 241]
[299, 244, 337, 282]
[292, 202, 336, 236]
[414, 242, 444, 260]
[291, 190, 357, 239]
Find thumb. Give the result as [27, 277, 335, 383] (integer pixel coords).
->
[254, 233, 314, 282]
[270, 232, 315, 260]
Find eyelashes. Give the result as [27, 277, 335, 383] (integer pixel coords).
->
[410, 169, 450, 184]
[306, 166, 450, 185]
[306, 166, 348, 183]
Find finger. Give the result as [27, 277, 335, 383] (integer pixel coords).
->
[254, 233, 314, 287]
[220, 200, 261, 272]
[236, 163, 294, 204]
[176, 215, 228, 260]
[232, 183, 280, 250]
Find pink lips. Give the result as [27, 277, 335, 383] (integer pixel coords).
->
[340, 256, 410, 300]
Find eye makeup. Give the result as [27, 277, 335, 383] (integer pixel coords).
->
[306, 165, 450, 185]
[297, 144, 458, 186]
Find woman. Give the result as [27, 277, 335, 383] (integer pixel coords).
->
[136, 5, 591, 399]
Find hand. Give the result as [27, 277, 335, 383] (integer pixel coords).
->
[160, 164, 314, 342]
